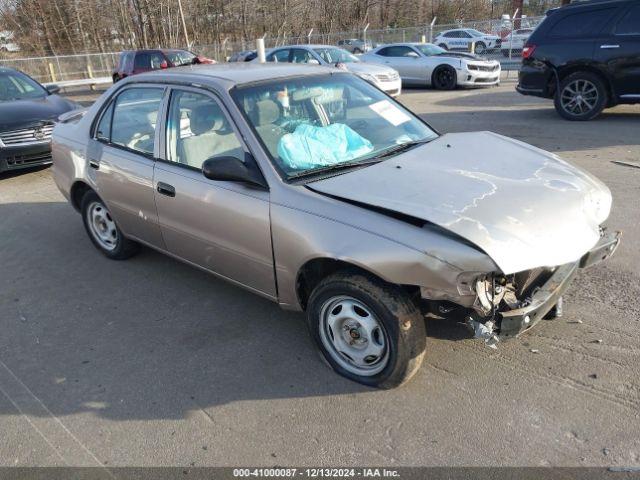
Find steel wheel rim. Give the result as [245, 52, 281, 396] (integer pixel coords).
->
[86, 201, 118, 251]
[561, 79, 599, 115]
[475, 43, 485, 54]
[319, 295, 389, 376]
[437, 68, 454, 88]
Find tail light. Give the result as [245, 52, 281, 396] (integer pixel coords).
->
[522, 44, 536, 59]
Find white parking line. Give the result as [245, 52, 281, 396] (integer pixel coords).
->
[0, 358, 112, 473]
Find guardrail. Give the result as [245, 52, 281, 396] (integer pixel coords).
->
[43, 76, 112, 90]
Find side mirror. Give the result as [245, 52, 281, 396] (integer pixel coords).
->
[308, 58, 321, 65]
[46, 84, 61, 94]
[407, 51, 420, 58]
[160, 61, 168, 69]
[202, 155, 267, 189]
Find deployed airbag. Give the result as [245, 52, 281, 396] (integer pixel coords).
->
[277, 123, 373, 171]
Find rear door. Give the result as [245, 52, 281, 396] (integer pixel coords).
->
[88, 85, 165, 247]
[601, 3, 640, 98]
[153, 87, 275, 297]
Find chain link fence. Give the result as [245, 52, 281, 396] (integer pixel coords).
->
[0, 15, 545, 85]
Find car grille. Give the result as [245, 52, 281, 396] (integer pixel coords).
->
[0, 122, 55, 146]
[4, 151, 52, 169]
[375, 72, 400, 82]
[468, 64, 500, 72]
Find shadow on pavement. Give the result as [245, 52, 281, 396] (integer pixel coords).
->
[0, 201, 467, 422]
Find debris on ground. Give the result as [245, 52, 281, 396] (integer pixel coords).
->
[530, 349, 539, 354]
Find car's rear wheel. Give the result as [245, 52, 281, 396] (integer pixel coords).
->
[432, 65, 457, 90]
[554, 72, 607, 121]
[112, 74, 119, 84]
[81, 191, 139, 260]
[306, 271, 426, 389]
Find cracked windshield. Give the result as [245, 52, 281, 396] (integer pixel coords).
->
[231, 74, 438, 178]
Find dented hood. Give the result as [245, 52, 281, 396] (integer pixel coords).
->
[308, 132, 612, 274]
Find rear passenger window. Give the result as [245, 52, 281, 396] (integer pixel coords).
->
[615, 5, 640, 35]
[548, 8, 616, 38]
[110, 88, 164, 156]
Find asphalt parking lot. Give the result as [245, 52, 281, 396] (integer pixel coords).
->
[1, 80, 639, 467]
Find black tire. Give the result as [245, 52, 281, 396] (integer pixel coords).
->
[353, 48, 363, 54]
[554, 71, 608, 121]
[432, 65, 457, 90]
[80, 190, 139, 260]
[438, 43, 448, 50]
[306, 271, 426, 389]
[474, 41, 486, 54]
[502, 50, 510, 57]
[112, 75, 119, 84]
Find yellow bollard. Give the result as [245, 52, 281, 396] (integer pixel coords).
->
[48, 62, 57, 82]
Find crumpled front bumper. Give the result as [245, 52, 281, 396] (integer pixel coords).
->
[498, 230, 621, 338]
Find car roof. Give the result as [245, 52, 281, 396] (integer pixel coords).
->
[271, 44, 338, 49]
[133, 62, 337, 86]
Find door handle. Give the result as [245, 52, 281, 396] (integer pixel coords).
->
[89, 160, 100, 170]
[600, 44, 620, 49]
[157, 182, 176, 197]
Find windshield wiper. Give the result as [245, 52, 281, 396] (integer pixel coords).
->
[289, 158, 383, 179]
[289, 139, 432, 180]
[367, 139, 432, 160]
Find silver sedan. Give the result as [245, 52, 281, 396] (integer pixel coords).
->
[52, 64, 619, 388]
[360, 42, 501, 89]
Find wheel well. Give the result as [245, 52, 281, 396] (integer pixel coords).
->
[295, 258, 419, 311]
[548, 66, 613, 102]
[70, 181, 92, 211]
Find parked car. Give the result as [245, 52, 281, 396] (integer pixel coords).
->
[517, 0, 640, 120]
[52, 64, 619, 388]
[112, 49, 215, 83]
[256, 45, 401, 96]
[0, 67, 79, 173]
[500, 28, 534, 56]
[337, 38, 374, 54]
[434, 28, 501, 54]
[360, 43, 501, 89]
[228, 50, 257, 62]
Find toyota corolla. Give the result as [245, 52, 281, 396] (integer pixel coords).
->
[51, 63, 620, 388]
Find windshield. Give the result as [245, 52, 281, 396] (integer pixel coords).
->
[414, 44, 447, 56]
[314, 48, 359, 64]
[0, 70, 48, 102]
[231, 74, 438, 179]
[165, 50, 196, 66]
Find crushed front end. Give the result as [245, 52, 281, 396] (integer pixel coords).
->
[428, 230, 621, 346]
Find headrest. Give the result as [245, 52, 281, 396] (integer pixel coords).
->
[254, 99, 280, 126]
[190, 104, 223, 135]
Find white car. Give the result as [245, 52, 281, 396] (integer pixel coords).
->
[500, 28, 534, 56]
[434, 28, 501, 55]
[256, 45, 402, 97]
[360, 43, 501, 90]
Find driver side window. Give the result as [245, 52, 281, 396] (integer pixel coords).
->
[166, 90, 244, 170]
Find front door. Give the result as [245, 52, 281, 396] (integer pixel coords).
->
[88, 85, 165, 247]
[153, 88, 276, 298]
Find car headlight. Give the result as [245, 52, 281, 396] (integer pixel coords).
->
[358, 73, 377, 83]
[584, 187, 612, 225]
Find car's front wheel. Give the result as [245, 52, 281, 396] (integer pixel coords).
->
[432, 65, 457, 90]
[554, 72, 607, 121]
[473, 41, 486, 54]
[307, 272, 426, 389]
[81, 191, 139, 260]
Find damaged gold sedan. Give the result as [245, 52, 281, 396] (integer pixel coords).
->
[52, 63, 620, 388]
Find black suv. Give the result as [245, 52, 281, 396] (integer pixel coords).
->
[517, 0, 640, 120]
